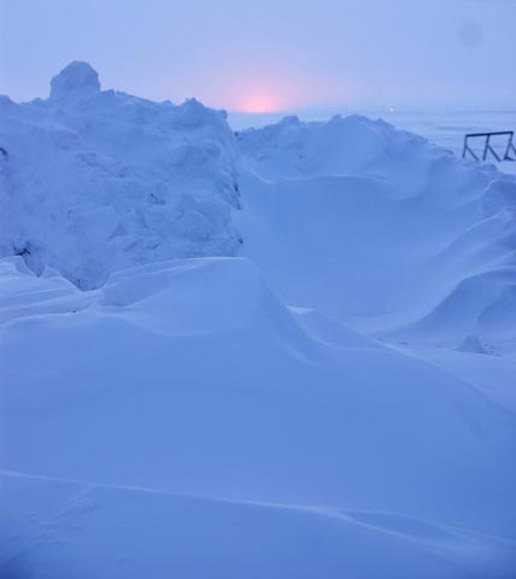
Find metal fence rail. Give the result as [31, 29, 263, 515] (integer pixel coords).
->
[463, 131, 516, 162]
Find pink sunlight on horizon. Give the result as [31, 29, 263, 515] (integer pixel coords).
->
[197, 73, 352, 114]
[0, 0, 514, 110]
[238, 95, 281, 114]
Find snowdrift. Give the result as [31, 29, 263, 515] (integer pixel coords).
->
[0, 61, 241, 289]
[2, 63, 516, 577]
[237, 115, 516, 352]
[1, 256, 516, 577]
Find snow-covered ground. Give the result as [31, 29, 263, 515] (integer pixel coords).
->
[1, 63, 516, 578]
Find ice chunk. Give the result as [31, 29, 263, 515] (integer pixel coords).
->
[49, 61, 101, 100]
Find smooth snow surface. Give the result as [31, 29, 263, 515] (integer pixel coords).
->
[1, 64, 516, 578]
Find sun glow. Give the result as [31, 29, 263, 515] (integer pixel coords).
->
[204, 70, 348, 114]
[239, 95, 280, 114]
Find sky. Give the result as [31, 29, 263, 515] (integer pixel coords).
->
[0, 0, 514, 113]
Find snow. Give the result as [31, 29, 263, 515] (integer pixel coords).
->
[3, 471, 515, 579]
[2, 255, 516, 576]
[236, 115, 516, 353]
[1, 63, 516, 577]
[49, 61, 101, 101]
[0, 62, 241, 289]
[230, 109, 516, 176]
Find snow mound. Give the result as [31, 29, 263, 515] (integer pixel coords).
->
[0, 62, 241, 289]
[237, 114, 434, 191]
[2, 257, 516, 575]
[98, 257, 315, 342]
[236, 116, 516, 351]
[396, 268, 516, 348]
[49, 60, 100, 101]
[1, 257, 516, 535]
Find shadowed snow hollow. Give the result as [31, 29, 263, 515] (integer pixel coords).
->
[236, 115, 516, 352]
[0, 62, 241, 288]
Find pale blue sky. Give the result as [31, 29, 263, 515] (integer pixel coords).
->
[0, 0, 514, 111]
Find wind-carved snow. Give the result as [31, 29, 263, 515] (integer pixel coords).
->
[1, 254, 516, 577]
[236, 114, 516, 353]
[1, 63, 516, 578]
[0, 61, 241, 289]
